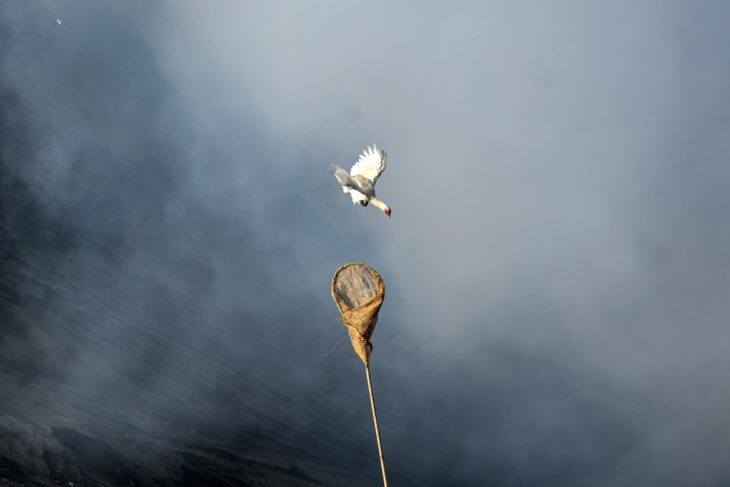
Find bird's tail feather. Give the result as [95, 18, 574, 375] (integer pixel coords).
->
[330, 164, 356, 189]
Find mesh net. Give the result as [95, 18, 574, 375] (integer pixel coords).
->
[331, 263, 385, 365]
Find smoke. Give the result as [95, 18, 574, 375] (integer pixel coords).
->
[2, 1, 730, 485]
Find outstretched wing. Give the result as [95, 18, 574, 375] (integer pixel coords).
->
[350, 144, 387, 183]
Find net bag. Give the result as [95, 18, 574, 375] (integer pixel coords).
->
[331, 263, 385, 365]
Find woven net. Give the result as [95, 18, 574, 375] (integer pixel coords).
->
[331, 263, 385, 365]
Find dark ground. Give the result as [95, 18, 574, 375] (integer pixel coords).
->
[0, 224, 376, 487]
[0, 20, 376, 483]
[0, 3, 384, 484]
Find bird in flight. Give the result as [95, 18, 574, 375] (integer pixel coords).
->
[330, 144, 391, 219]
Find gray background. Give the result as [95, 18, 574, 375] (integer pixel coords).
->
[1, 1, 729, 485]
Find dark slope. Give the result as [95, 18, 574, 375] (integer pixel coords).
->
[0, 226, 375, 487]
[0, 4, 376, 485]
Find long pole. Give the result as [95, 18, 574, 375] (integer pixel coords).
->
[365, 364, 388, 487]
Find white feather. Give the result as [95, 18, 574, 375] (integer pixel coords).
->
[349, 190, 368, 205]
[330, 144, 391, 217]
[350, 144, 387, 183]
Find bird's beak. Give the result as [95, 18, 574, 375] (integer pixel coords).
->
[385, 208, 391, 219]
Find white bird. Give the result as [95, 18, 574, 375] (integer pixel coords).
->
[330, 144, 391, 219]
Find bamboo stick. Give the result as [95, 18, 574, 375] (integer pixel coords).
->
[365, 364, 388, 487]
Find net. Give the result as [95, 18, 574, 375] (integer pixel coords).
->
[331, 263, 385, 365]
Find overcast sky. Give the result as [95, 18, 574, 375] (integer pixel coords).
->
[2, 1, 730, 485]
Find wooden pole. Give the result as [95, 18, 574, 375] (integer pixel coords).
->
[365, 364, 388, 487]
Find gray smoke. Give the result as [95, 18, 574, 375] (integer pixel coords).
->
[2, 1, 730, 485]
